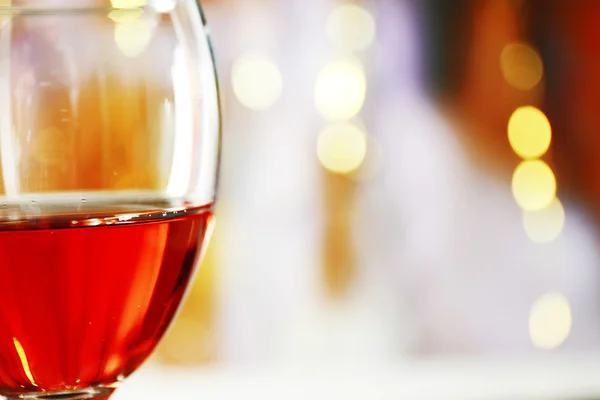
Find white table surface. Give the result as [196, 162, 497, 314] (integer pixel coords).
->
[113, 355, 600, 400]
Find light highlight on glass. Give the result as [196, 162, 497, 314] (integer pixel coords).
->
[523, 197, 566, 243]
[512, 160, 556, 211]
[114, 17, 153, 58]
[167, 49, 194, 196]
[508, 106, 552, 159]
[231, 55, 283, 111]
[317, 122, 367, 174]
[315, 59, 366, 121]
[501, 42, 544, 91]
[529, 293, 572, 350]
[325, 4, 376, 52]
[13, 338, 36, 387]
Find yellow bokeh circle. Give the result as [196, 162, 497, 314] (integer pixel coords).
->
[315, 59, 366, 121]
[501, 42, 544, 91]
[522, 197, 565, 243]
[529, 293, 572, 350]
[317, 123, 367, 174]
[508, 106, 552, 159]
[512, 160, 556, 211]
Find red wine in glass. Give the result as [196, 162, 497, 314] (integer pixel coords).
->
[0, 205, 213, 394]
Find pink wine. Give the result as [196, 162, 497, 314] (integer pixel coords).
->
[0, 205, 213, 395]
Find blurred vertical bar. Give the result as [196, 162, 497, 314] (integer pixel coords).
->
[322, 171, 355, 297]
[320, 0, 371, 298]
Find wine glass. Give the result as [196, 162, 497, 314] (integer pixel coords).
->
[0, 0, 219, 399]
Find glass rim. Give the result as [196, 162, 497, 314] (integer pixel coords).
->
[0, 6, 111, 14]
[0, 1, 180, 14]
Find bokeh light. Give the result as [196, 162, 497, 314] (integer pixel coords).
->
[326, 4, 376, 52]
[114, 17, 153, 58]
[351, 133, 382, 181]
[522, 197, 566, 243]
[150, 0, 175, 13]
[500, 42, 544, 91]
[0, 0, 11, 25]
[111, 0, 147, 9]
[231, 55, 283, 111]
[512, 160, 556, 211]
[529, 293, 572, 350]
[108, 8, 143, 23]
[317, 122, 367, 174]
[508, 106, 552, 159]
[315, 59, 366, 121]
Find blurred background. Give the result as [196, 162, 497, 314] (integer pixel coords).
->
[113, 0, 600, 398]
